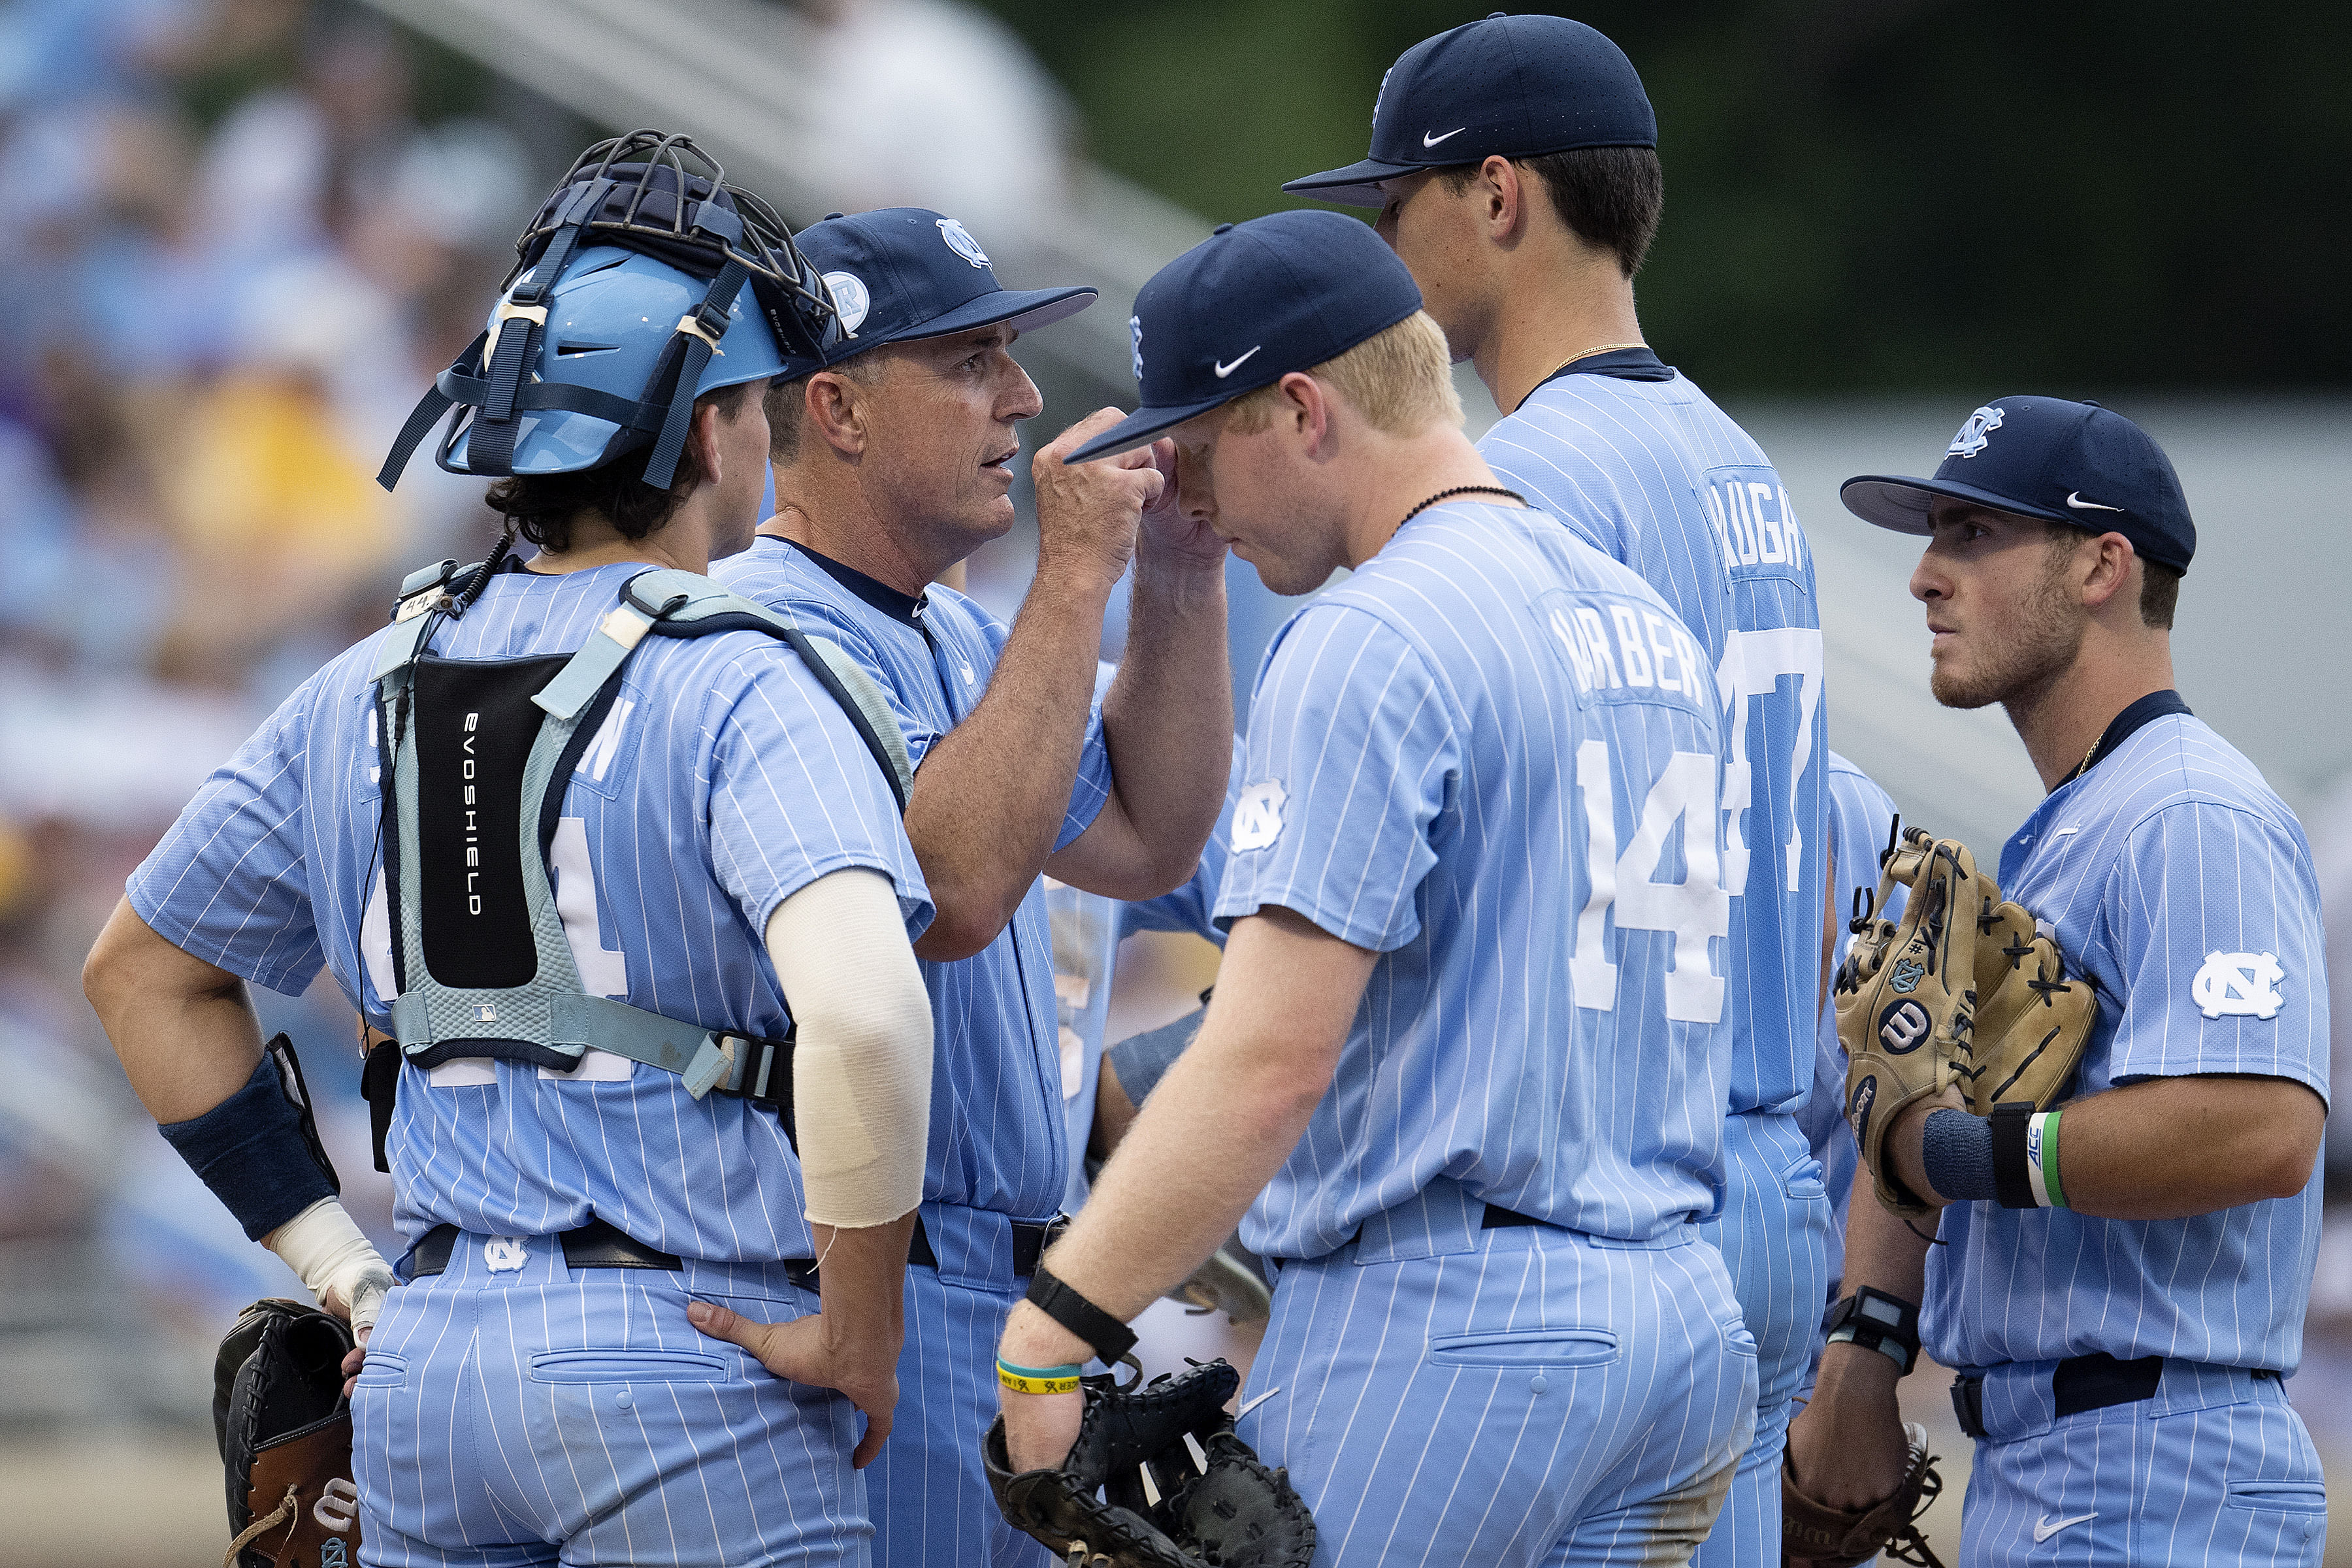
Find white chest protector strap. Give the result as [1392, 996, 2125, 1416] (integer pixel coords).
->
[372, 563, 911, 1102]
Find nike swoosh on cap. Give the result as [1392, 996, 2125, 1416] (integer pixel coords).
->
[1213, 346, 1262, 378]
[1422, 127, 1467, 148]
[2066, 492, 2127, 512]
[2034, 1512, 2096, 1542]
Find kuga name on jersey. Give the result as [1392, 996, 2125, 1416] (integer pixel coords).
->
[1701, 465, 1808, 581]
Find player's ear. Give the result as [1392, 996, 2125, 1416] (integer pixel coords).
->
[806, 369, 868, 458]
[2078, 532, 2137, 613]
[1284, 372, 1342, 461]
[1483, 155, 1522, 239]
[684, 399, 725, 491]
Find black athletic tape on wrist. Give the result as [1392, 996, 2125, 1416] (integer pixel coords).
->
[1823, 1286, 1921, 1375]
[157, 1047, 340, 1241]
[1025, 1264, 1137, 1366]
[1990, 1102, 2038, 1210]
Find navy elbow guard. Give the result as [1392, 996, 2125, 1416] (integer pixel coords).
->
[158, 1036, 341, 1241]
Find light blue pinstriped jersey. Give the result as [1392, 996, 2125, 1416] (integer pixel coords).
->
[1216, 501, 1732, 1258]
[1482, 370, 1826, 1114]
[128, 563, 930, 1261]
[713, 535, 1113, 1222]
[1802, 752, 1905, 1299]
[1926, 713, 2330, 1371]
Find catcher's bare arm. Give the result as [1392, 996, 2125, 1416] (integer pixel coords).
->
[86, 897, 270, 1122]
[1885, 1075, 2322, 1222]
[997, 907, 1375, 1466]
[85, 900, 396, 1336]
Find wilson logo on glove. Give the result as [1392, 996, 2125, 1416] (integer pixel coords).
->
[1878, 1000, 1931, 1053]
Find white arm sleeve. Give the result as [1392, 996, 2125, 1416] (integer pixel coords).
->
[766, 868, 934, 1229]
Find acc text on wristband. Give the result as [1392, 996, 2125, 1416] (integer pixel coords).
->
[1823, 1286, 1921, 1375]
[1024, 1263, 1137, 1366]
[1990, 1102, 2042, 1209]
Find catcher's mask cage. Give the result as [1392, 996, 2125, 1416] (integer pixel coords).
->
[377, 129, 848, 492]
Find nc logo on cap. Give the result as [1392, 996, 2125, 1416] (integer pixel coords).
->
[824, 271, 871, 333]
[936, 218, 990, 269]
[1129, 315, 1144, 380]
[1947, 404, 2005, 459]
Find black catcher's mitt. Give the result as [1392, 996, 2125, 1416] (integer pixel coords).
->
[1782, 1420, 1946, 1568]
[985, 1360, 1315, 1568]
[214, 1298, 361, 1568]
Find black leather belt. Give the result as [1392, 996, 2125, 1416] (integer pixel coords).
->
[1273, 1201, 1548, 1274]
[1951, 1352, 2189, 1438]
[908, 1214, 1066, 1277]
[406, 1218, 818, 1292]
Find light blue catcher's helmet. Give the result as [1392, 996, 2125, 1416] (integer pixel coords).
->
[378, 131, 842, 492]
[438, 246, 787, 476]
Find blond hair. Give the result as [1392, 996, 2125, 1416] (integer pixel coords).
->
[1221, 310, 1461, 438]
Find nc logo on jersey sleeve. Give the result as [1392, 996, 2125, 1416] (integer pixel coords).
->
[1232, 780, 1287, 852]
[1948, 405, 2006, 458]
[2192, 951, 2285, 1019]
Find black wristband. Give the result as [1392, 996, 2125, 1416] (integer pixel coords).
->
[156, 1043, 339, 1241]
[1989, 1101, 2038, 1210]
[1025, 1264, 1137, 1366]
[1823, 1286, 1921, 1375]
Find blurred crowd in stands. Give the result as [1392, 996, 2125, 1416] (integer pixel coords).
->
[0, 0, 547, 1413]
[0, 0, 1091, 1426]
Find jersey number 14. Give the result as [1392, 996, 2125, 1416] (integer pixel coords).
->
[1571, 743, 1729, 1023]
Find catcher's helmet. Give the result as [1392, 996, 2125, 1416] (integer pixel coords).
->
[438, 247, 787, 477]
[379, 129, 841, 491]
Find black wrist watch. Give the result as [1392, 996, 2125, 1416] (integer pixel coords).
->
[1823, 1286, 1921, 1375]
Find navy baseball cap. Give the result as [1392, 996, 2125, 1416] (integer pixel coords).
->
[1064, 210, 1424, 465]
[795, 207, 1095, 362]
[1841, 396, 2195, 572]
[1282, 14, 1656, 208]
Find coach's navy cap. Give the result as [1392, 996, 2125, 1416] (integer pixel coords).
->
[794, 208, 1094, 362]
[1064, 210, 1424, 464]
[1841, 396, 2195, 572]
[1281, 14, 1656, 208]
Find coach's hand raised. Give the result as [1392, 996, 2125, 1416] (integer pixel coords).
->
[1032, 408, 1168, 591]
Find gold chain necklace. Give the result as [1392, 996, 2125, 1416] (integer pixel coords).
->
[1516, 342, 1650, 412]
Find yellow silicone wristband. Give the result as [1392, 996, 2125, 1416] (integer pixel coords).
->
[996, 1364, 1082, 1396]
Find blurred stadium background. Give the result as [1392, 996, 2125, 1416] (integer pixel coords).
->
[0, 1, 2343, 1561]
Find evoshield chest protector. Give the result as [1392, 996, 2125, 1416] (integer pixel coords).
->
[370, 559, 910, 1113]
